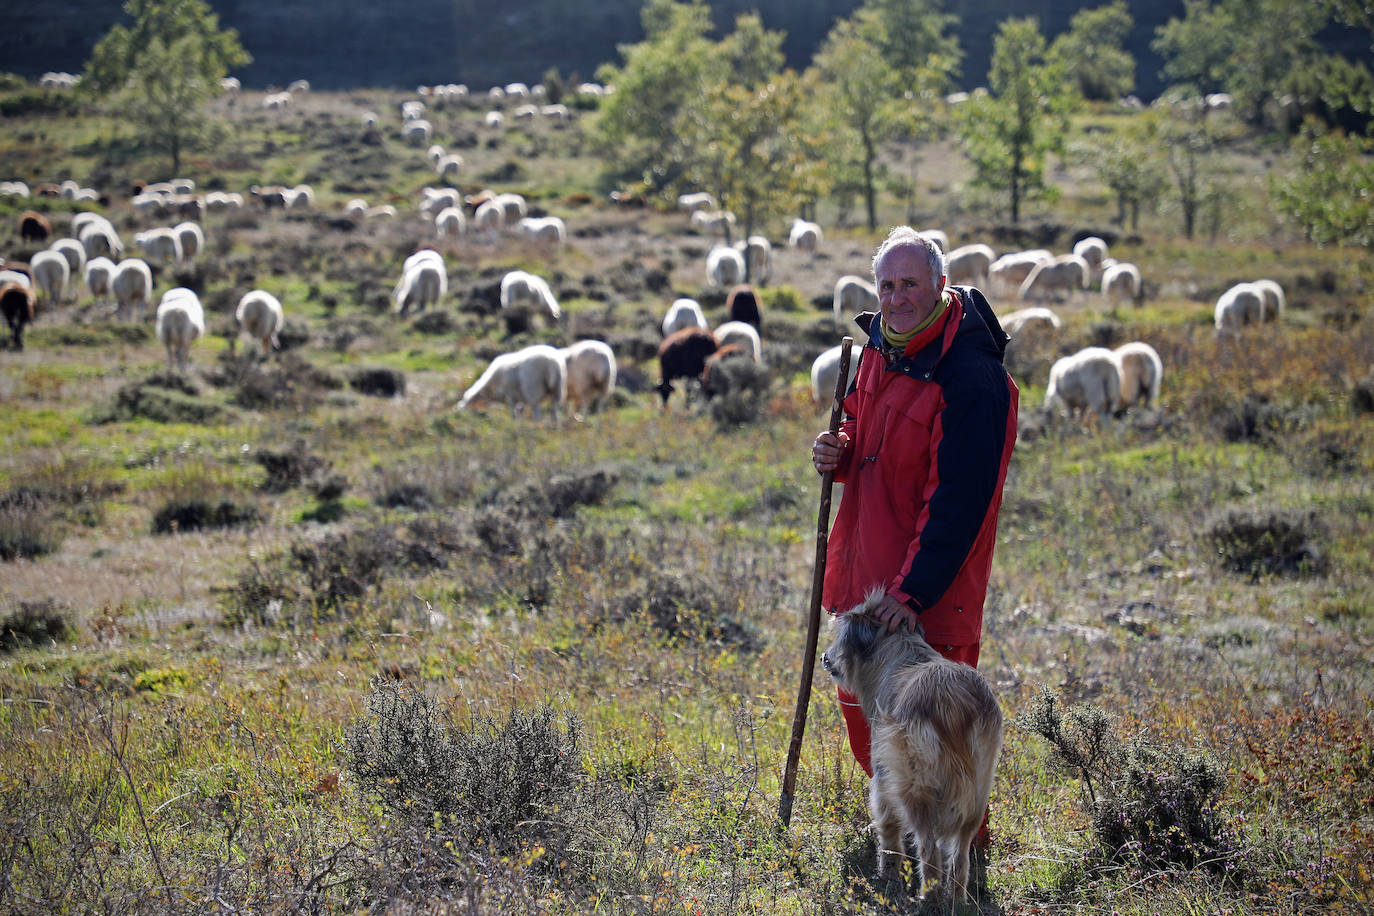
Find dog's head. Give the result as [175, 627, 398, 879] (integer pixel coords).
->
[821, 609, 882, 692]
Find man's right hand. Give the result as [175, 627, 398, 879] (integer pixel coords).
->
[812, 430, 850, 474]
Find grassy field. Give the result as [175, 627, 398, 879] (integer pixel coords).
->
[1, 86, 1372, 914]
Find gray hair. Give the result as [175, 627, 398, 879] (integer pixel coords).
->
[872, 227, 947, 290]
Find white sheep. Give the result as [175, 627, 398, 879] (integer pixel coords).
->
[205, 190, 244, 212]
[678, 192, 717, 213]
[457, 344, 567, 421]
[484, 110, 504, 128]
[401, 100, 426, 120]
[344, 198, 368, 219]
[235, 290, 284, 354]
[135, 227, 183, 264]
[1072, 237, 1110, 275]
[494, 192, 527, 222]
[365, 205, 397, 220]
[917, 228, 949, 254]
[473, 199, 504, 237]
[833, 274, 878, 321]
[419, 186, 461, 215]
[499, 270, 560, 322]
[435, 206, 466, 238]
[84, 256, 116, 307]
[712, 320, 761, 361]
[706, 246, 746, 290]
[173, 221, 204, 261]
[946, 243, 996, 287]
[662, 298, 708, 337]
[1113, 341, 1162, 409]
[31, 250, 71, 304]
[1044, 347, 1122, 420]
[1252, 278, 1285, 321]
[512, 103, 539, 120]
[0, 270, 29, 289]
[426, 144, 446, 167]
[999, 306, 1061, 336]
[1018, 254, 1091, 300]
[1214, 282, 1265, 335]
[287, 185, 314, 210]
[112, 258, 153, 321]
[810, 342, 863, 408]
[691, 209, 735, 237]
[1101, 262, 1142, 307]
[394, 258, 447, 316]
[155, 288, 205, 371]
[988, 249, 1051, 296]
[743, 235, 771, 285]
[558, 339, 617, 418]
[789, 218, 823, 257]
[401, 119, 432, 145]
[435, 154, 464, 182]
[78, 219, 123, 260]
[516, 216, 567, 248]
[47, 238, 87, 277]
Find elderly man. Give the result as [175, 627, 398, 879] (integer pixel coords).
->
[811, 226, 1018, 788]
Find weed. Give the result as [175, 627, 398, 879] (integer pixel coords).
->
[151, 497, 262, 534]
[0, 599, 70, 651]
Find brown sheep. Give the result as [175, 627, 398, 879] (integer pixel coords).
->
[725, 284, 763, 331]
[1, 282, 36, 350]
[655, 326, 718, 409]
[19, 210, 51, 243]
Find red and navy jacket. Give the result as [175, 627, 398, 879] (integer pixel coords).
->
[822, 285, 1018, 648]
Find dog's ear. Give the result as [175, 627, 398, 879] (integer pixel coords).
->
[841, 613, 881, 660]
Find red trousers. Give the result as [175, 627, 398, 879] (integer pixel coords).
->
[837, 640, 990, 847]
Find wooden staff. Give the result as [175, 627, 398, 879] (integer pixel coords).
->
[778, 336, 854, 829]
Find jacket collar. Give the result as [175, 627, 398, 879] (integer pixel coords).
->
[854, 290, 967, 382]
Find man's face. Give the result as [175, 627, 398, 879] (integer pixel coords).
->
[875, 245, 944, 334]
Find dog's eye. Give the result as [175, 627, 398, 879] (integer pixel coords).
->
[821, 653, 833, 673]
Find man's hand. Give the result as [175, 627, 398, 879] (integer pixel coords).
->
[870, 592, 920, 633]
[812, 430, 850, 474]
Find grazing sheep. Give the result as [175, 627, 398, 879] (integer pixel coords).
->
[394, 258, 447, 316]
[365, 205, 397, 220]
[1, 282, 36, 350]
[678, 192, 717, 213]
[1072, 236, 1109, 275]
[1101, 261, 1142, 307]
[173, 221, 204, 261]
[706, 246, 746, 290]
[155, 288, 205, 371]
[251, 185, 290, 209]
[0, 268, 30, 290]
[235, 290, 284, 354]
[512, 103, 539, 120]
[499, 270, 560, 323]
[112, 258, 153, 321]
[135, 227, 183, 264]
[1214, 282, 1265, 335]
[494, 192, 527, 222]
[789, 218, 822, 257]
[516, 216, 567, 248]
[1044, 347, 1122, 420]
[691, 209, 736, 238]
[833, 275, 879, 321]
[77, 218, 123, 260]
[47, 238, 86, 277]
[1113, 341, 1162, 409]
[84, 256, 116, 306]
[725, 284, 762, 330]
[662, 298, 708, 337]
[401, 119, 432, 145]
[287, 79, 310, 94]
[743, 235, 771, 285]
[945, 243, 995, 288]
[473, 199, 504, 237]
[712, 320, 761, 361]
[917, 228, 949, 254]
[435, 153, 464, 182]
[988, 249, 1051, 296]
[810, 342, 864, 408]
[19, 210, 51, 243]
[655, 326, 719, 408]
[30, 249, 71, 304]
[458, 344, 567, 421]
[419, 186, 461, 215]
[426, 144, 446, 167]
[484, 110, 504, 128]
[559, 339, 617, 418]
[435, 206, 466, 238]
[204, 190, 244, 212]
[286, 185, 313, 210]
[1018, 253, 1090, 300]
[999, 306, 1061, 337]
[343, 198, 368, 220]
[1252, 278, 1285, 321]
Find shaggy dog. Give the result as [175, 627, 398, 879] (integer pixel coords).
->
[822, 590, 1003, 910]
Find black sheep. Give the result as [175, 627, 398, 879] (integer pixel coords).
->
[655, 326, 718, 408]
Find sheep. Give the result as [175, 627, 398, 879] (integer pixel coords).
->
[134, 228, 184, 265]
[84, 256, 116, 307]
[712, 320, 761, 361]
[0, 269, 30, 290]
[155, 288, 205, 371]
[678, 191, 717, 213]
[725, 284, 762, 331]
[457, 344, 567, 421]
[917, 228, 949, 254]
[700, 343, 756, 400]
[999, 306, 1061, 337]
[365, 205, 397, 220]
[30, 249, 71, 304]
[394, 259, 447, 316]
[250, 185, 290, 209]
[426, 144, 446, 167]
[286, 185, 314, 210]
[655, 326, 719, 408]
[435, 206, 466, 238]
[173, 221, 204, 261]
[1214, 282, 1265, 335]
[789, 218, 822, 257]
[504, 82, 530, 98]
[706, 246, 746, 290]
[262, 91, 292, 111]
[558, 339, 617, 418]
[473, 199, 504, 237]
[988, 249, 1051, 296]
[343, 198, 368, 220]
[1018, 254, 1091, 300]
[691, 209, 735, 238]
[1072, 236, 1110, 276]
[945, 243, 996, 288]
[435, 153, 464, 182]
[540, 103, 571, 121]
[361, 110, 379, 129]
[1044, 347, 1122, 420]
[494, 192, 527, 222]
[0, 181, 30, 198]
[662, 298, 708, 337]
[1, 282, 36, 350]
[516, 216, 567, 248]
[287, 79, 311, 94]
[401, 100, 425, 120]
[235, 290, 284, 354]
[78, 219, 123, 260]
[419, 186, 462, 215]
[512, 103, 539, 120]
[47, 238, 87, 277]
[1101, 262, 1142, 307]
[810, 342, 864, 408]
[19, 210, 51, 243]
[484, 110, 504, 128]
[402, 119, 432, 145]
[743, 235, 771, 285]
[1252, 278, 1285, 321]
[833, 274, 879, 321]
[219, 76, 240, 95]
[112, 258, 153, 321]
[205, 190, 245, 212]
[499, 270, 560, 323]
[1113, 341, 1162, 409]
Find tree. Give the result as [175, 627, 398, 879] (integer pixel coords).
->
[85, 0, 249, 174]
[718, 12, 785, 89]
[956, 18, 1073, 224]
[1155, 103, 1232, 239]
[1270, 127, 1374, 249]
[1071, 119, 1168, 230]
[1049, 1, 1136, 102]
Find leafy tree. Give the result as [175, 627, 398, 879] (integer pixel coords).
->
[1153, 101, 1235, 239]
[1270, 127, 1374, 249]
[719, 12, 786, 89]
[85, 0, 249, 174]
[1049, 1, 1136, 102]
[1071, 119, 1168, 230]
[956, 18, 1073, 224]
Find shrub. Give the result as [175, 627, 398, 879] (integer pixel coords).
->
[348, 366, 405, 398]
[494, 466, 619, 519]
[254, 443, 326, 493]
[1352, 372, 1374, 415]
[0, 494, 61, 561]
[706, 357, 774, 429]
[1203, 506, 1328, 578]
[0, 600, 70, 652]
[615, 570, 762, 652]
[151, 497, 262, 534]
[86, 372, 227, 424]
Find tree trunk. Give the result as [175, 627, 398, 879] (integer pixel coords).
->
[862, 128, 877, 232]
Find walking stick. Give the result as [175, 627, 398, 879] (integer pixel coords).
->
[778, 336, 854, 829]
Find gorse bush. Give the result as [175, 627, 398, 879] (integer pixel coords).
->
[1019, 688, 1239, 873]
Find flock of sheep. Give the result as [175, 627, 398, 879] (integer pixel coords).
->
[2, 79, 1290, 429]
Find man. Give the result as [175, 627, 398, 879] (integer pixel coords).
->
[811, 226, 1018, 783]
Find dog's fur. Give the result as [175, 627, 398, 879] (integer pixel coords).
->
[822, 589, 1003, 910]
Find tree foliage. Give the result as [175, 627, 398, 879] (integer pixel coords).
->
[1070, 118, 1168, 230]
[1270, 127, 1374, 249]
[85, 0, 249, 96]
[1049, 1, 1136, 102]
